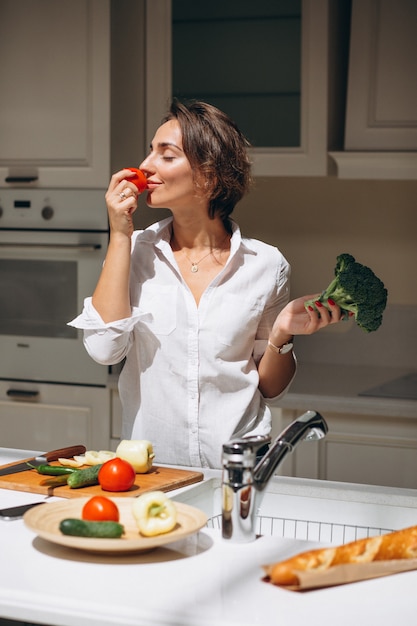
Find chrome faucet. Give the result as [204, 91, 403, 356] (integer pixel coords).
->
[221, 410, 328, 542]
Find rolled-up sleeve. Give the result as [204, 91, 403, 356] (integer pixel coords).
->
[68, 297, 150, 366]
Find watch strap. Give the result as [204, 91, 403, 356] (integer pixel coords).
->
[267, 339, 294, 355]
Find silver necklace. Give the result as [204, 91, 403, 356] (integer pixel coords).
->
[185, 249, 213, 273]
[173, 234, 230, 273]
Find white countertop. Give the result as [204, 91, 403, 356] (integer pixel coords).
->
[1, 448, 417, 626]
[276, 363, 417, 418]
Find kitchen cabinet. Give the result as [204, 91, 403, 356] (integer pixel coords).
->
[0, 0, 110, 189]
[0, 382, 111, 452]
[272, 407, 417, 489]
[345, 0, 417, 151]
[145, 0, 348, 177]
[172, 2, 303, 149]
[148, 0, 416, 180]
[330, 0, 417, 179]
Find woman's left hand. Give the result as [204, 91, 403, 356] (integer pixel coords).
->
[259, 293, 345, 398]
[271, 294, 345, 339]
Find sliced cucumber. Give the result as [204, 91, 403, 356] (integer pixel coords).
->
[59, 518, 124, 538]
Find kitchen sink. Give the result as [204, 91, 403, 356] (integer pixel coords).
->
[173, 474, 417, 544]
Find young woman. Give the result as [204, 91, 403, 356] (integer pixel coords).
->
[70, 100, 343, 468]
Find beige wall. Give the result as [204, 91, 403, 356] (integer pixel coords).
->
[235, 176, 417, 307]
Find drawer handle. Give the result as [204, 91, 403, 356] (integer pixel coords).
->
[0, 243, 102, 251]
[6, 389, 40, 399]
[5, 176, 39, 183]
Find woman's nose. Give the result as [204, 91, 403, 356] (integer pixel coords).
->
[139, 153, 153, 173]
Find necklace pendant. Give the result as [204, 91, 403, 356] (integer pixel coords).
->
[191, 263, 198, 273]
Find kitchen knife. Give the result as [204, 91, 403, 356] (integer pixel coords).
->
[0, 445, 86, 477]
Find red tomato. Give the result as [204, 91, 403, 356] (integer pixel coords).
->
[125, 167, 147, 193]
[82, 495, 120, 521]
[98, 457, 136, 492]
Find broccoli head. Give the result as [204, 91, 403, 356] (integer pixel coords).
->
[305, 253, 388, 332]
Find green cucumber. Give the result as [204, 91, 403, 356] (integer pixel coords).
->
[67, 464, 102, 489]
[59, 518, 124, 538]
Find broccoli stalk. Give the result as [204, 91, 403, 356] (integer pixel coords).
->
[305, 253, 388, 333]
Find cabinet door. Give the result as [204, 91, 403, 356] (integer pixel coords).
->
[0, 0, 110, 188]
[272, 407, 417, 489]
[322, 435, 417, 489]
[0, 401, 93, 451]
[172, 2, 302, 149]
[345, 0, 417, 150]
[0, 382, 110, 451]
[145, 0, 339, 177]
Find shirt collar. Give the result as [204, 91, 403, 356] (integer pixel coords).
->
[139, 217, 256, 261]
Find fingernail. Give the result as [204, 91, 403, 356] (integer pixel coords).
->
[327, 298, 335, 306]
[315, 301, 323, 308]
[308, 305, 314, 311]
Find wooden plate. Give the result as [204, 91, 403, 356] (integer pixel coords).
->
[24, 497, 207, 553]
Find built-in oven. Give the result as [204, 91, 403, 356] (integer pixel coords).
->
[0, 188, 112, 451]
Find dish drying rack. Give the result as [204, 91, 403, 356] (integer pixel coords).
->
[174, 476, 417, 546]
[206, 512, 394, 545]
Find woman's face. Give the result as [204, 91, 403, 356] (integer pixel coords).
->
[140, 120, 206, 212]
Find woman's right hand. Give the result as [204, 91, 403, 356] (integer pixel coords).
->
[105, 169, 140, 238]
[92, 170, 141, 322]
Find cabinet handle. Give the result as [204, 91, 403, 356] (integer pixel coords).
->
[0, 243, 102, 251]
[5, 176, 39, 183]
[6, 389, 40, 399]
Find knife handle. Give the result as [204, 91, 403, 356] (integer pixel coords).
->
[44, 445, 86, 462]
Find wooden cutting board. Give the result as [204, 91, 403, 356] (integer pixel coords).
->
[0, 461, 203, 498]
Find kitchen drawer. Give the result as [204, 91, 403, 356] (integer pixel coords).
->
[0, 382, 111, 451]
[271, 407, 417, 489]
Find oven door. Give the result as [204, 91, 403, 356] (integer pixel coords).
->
[0, 229, 108, 386]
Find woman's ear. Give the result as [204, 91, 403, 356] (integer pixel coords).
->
[195, 171, 216, 197]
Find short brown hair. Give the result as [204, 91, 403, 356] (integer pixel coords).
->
[163, 100, 252, 227]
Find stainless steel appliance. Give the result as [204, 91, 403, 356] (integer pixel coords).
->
[0, 188, 111, 450]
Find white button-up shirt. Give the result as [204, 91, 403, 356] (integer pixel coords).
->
[69, 218, 294, 468]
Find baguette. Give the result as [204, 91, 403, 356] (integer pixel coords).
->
[264, 525, 417, 586]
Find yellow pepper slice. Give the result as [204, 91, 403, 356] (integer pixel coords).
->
[58, 450, 116, 467]
[132, 491, 177, 537]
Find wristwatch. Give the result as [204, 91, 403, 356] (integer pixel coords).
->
[268, 339, 294, 355]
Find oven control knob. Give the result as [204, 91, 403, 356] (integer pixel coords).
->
[41, 205, 54, 220]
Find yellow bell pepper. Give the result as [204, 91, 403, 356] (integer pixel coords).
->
[116, 439, 155, 473]
[132, 491, 177, 537]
